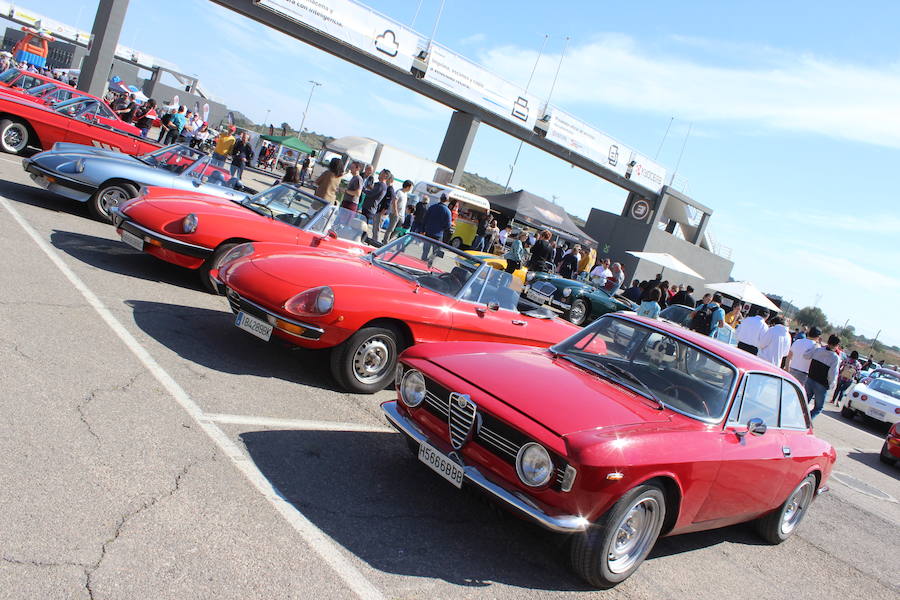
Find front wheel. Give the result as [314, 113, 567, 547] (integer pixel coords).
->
[91, 182, 138, 223]
[840, 405, 856, 419]
[568, 298, 591, 326]
[330, 325, 400, 394]
[880, 442, 897, 466]
[570, 483, 666, 588]
[0, 118, 29, 154]
[199, 242, 239, 294]
[449, 237, 463, 249]
[755, 473, 816, 544]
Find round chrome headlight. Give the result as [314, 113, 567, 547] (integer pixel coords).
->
[562, 287, 572, 297]
[182, 213, 198, 233]
[399, 369, 426, 408]
[525, 271, 536, 282]
[516, 442, 553, 487]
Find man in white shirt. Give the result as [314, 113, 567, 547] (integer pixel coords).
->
[383, 179, 412, 243]
[735, 308, 769, 355]
[589, 258, 612, 286]
[757, 316, 792, 367]
[785, 326, 820, 385]
[498, 226, 511, 248]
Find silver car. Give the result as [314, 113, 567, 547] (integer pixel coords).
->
[23, 143, 254, 223]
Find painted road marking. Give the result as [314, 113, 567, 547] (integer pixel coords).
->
[0, 195, 384, 600]
[205, 413, 395, 433]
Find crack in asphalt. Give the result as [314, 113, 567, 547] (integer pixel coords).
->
[75, 372, 143, 442]
[83, 461, 196, 599]
[1, 555, 89, 569]
[2, 340, 35, 362]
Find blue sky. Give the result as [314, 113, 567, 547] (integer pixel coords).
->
[27, 0, 900, 347]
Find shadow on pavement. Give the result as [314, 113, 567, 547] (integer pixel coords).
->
[240, 428, 777, 591]
[0, 178, 90, 217]
[50, 229, 205, 291]
[126, 299, 337, 391]
[845, 450, 899, 479]
[819, 406, 891, 436]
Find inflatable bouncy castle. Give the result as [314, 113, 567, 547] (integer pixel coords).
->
[12, 27, 54, 68]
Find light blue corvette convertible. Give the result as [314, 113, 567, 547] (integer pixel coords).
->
[23, 143, 255, 223]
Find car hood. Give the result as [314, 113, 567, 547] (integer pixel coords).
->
[419, 343, 672, 437]
[132, 187, 250, 215]
[46, 141, 139, 159]
[32, 144, 145, 169]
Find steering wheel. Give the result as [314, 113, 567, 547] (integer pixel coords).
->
[662, 384, 710, 416]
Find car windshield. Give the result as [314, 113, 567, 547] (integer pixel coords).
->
[54, 97, 112, 120]
[139, 145, 205, 174]
[25, 82, 56, 97]
[553, 315, 738, 421]
[370, 235, 486, 299]
[0, 68, 19, 83]
[870, 379, 900, 399]
[240, 184, 330, 229]
[659, 305, 691, 325]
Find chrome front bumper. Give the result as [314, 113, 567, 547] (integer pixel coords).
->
[381, 401, 589, 534]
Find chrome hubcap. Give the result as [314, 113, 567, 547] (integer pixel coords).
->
[607, 497, 662, 574]
[100, 188, 130, 213]
[352, 336, 392, 384]
[570, 301, 585, 324]
[4, 126, 23, 148]
[781, 480, 813, 535]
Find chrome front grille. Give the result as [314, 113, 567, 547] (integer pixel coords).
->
[448, 393, 477, 450]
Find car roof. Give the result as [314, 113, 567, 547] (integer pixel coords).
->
[617, 313, 784, 373]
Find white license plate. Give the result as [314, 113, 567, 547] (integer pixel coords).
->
[235, 311, 273, 341]
[868, 408, 886, 421]
[418, 441, 464, 488]
[526, 289, 551, 304]
[121, 230, 144, 251]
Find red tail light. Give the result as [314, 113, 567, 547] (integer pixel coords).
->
[852, 391, 859, 397]
[895, 407, 900, 414]
[861, 394, 868, 401]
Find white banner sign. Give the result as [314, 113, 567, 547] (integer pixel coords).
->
[34, 16, 79, 41]
[544, 108, 630, 178]
[424, 43, 538, 130]
[626, 151, 667, 194]
[10, 6, 39, 26]
[256, 0, 425, 72]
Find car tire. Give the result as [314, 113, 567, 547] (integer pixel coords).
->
[879, 442, 897, 466]
[840, 404, 856, 419]
[90, 182, 138, 223]
[570, 483, 666, 589]
[450, 237, 463, 249]
[199, 242, 239, 294]
[330, 325, 400, 394]
[568, 298, 591, 326]
[754, 473, 816, 544]
[0, 118, 29, 154]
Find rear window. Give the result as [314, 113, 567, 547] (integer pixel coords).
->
[0, 68, 19, 83]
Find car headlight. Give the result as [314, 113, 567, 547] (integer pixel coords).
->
[57, 159, 85, 174]
[399, 368, 426, 408]
[525, 271, 536, 282]
[562, 287, 572, 297]
[181, 213, 198, 233]
[283, 286, 334, 317]
[516, 442, 553, 487]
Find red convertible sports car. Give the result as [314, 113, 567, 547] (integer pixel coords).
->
[216, 233, 579, 393]
[0, 92, 149, 155]
[9, 80, 89, 106]
[382, 313, 835, 587]
[113, 183, 372, 291]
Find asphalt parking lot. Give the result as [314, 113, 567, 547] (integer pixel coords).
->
[0, 154, 898, 600]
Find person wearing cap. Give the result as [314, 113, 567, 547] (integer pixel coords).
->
[212, 126, 236, 167]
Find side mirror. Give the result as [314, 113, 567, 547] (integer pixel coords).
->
[747, 417, 767, 436]
[475, 302, 500, 315]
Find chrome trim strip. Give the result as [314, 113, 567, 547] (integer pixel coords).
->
[382, 401, 589, 533]
[226, 289, 325, 337]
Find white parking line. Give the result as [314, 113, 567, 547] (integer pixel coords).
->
[0, 195, 385, 600]
[205, 413, 395, 433]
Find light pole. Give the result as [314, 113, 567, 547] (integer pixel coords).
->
[505, 33, 549, 191]
[264, 108, 271, 128]
[298, 80, 321, 136]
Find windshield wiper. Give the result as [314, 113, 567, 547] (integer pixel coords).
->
[566, 353, 665, 411]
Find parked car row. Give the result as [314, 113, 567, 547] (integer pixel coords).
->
[20, 141, 837, 588]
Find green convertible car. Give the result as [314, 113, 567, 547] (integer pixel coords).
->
[522, 272, 636, 326]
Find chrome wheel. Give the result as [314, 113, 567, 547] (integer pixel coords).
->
[607, 496, 663, 574]
[98, 187, 130, 214]
[569, 299, 588, 325]
[780, 478, 813, 535]
[352, 335, 393, 384]
[1, 121, 28, 153]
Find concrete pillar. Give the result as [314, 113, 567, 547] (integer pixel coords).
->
[77, 0, 130, 98]
[437, 111, 479, 185]
[693, 212, 710, 245]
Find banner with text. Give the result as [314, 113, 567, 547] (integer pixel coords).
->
[626, 151, 667, 194]
[256, 0, 425, 73]
[424, 43, 538, 130]
[544, 108, 630, 178]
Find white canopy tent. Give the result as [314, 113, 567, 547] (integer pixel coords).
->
[626, 251, 704, 280]
[704, 281, 781, 313]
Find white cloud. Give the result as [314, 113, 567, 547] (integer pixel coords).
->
[371, 93, 448, 121]
[479, 34, 900, 149]
[460, 33, 486, 45]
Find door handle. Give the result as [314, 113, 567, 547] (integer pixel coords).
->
[512, 320, 526, 326]
[782, 446, 792, 457]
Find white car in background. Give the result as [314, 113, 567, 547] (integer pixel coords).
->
[841, 377, 900, 426]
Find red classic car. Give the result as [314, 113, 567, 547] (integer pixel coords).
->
[0, 92, 149, 155]
[382, 313, 835, 587]
[9, 80, 89, 106]
[0, 67, 58, 92]
[216, 233, 579, 393]
[113, 183, 372, 290]
[881, 422, 900, 466]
